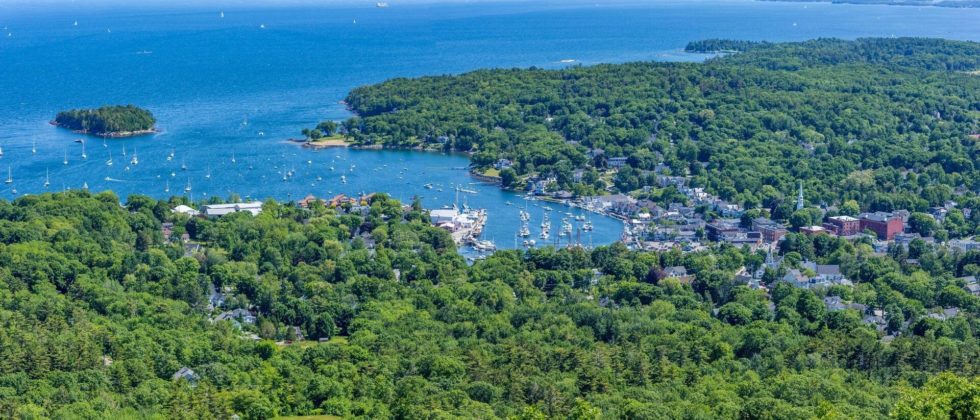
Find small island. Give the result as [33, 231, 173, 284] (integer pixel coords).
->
[52, 105, 157, 138]
[295, 120, 353, 148]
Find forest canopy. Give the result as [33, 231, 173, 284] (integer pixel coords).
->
[341, 38, 980, 212]
[0, 191, 978, 418]
[54, 105, 156, 136]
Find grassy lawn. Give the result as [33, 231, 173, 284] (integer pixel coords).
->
[482, 168, 501, 177]
[277, 336, 349, 349]
[309, 134, 348, 143]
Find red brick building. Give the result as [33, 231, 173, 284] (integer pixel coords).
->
[859, 212, 904, 240]
[825, 215, 860, 236]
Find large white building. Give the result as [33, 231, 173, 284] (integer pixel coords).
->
[202, 202, 264, 218]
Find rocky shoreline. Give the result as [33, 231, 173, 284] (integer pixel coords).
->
[50, 121, 158, 138]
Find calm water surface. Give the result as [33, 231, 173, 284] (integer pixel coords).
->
[1, 0, 978, 248]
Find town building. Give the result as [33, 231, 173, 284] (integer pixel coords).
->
[825, 215, 860, 236]
[298, 195, 325, 208]
[607, 156, 628, 169]
[800, 225, 828, 236]
[859, 212, 904, 240]
[752, 217, 788, 242]
[949, 238, 980, 253]
[202, 202, 264, 218]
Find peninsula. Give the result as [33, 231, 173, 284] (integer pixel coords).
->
[52, 105, 157, 137]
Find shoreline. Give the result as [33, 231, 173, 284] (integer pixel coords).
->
[298, 138, 351, 149]
[50, 121, 158, 138]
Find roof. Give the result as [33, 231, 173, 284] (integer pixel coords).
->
[816, 265, 841, 276]
[173, 367, 198, 381]
[829, 215, 858, 222]
[172, 205, 199, 216]
[430, 209, 458, 219]
[860, 212, 898, 222]
[202, 202, 263, 217]
[664, 266, 687, 277]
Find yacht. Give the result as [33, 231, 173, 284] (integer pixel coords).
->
[168, 149, 175, 161]
[583, 220, 594, 232]
[82, 182, 88, 190]
[376, 2, 389, 7]
[473, 239, 496, 252]
[341, 175, 347, 184]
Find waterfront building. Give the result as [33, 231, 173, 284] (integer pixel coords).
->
[202, 202, 264, 217]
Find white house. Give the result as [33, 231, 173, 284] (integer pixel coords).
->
[172, 205, 200, 217]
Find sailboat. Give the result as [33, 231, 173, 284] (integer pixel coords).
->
[81, 142, 87, 160]
[106, 150, 113, 166]
[231, 153, 236, 164]
[73, 20, 78, 27]
[5, 166, 12, 184]
[82, 182, 88, 190]
[121, 145, 127, 156]
[0, 145, 4, 157]
[44, 169, 50, 188]
[63, 149, 68, 165]
[31, 138, 36, 154]
[180, 159, 187, 170]
[220, 11, 225, 18]
[205, 165, 211, 179]
[184, 178, 192, 193]
[164, 180, 170, 193]
[130, 148, 138, 165]
[167, 149, 174, 161]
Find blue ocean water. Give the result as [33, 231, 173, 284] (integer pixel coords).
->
[0, 0, 978, 249]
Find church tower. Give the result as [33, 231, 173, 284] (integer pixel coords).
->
[796, 181, 804, 210]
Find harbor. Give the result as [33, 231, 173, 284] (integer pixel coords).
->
[0, 137, 626, 251]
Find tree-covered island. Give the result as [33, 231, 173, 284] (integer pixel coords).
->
[52, 105, 157, 137]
